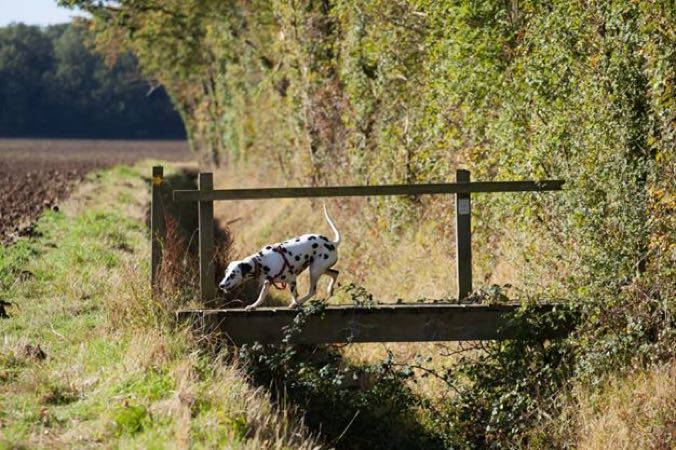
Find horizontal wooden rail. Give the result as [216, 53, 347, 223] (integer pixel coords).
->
[173, 180, 564, 202]
[176, 303, 568, 345]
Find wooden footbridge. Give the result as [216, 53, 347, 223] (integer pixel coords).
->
[150, 166, 567, 345]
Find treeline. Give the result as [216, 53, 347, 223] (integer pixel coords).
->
[63, 1, 674, 448]
[0, 23, 185, 139]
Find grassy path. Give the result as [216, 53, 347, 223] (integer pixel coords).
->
[0, 164, 317, 449]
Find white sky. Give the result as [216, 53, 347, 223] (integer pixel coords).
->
[0, 0, 85, 26]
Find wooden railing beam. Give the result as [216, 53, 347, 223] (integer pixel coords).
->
[173, 180, 564, 202]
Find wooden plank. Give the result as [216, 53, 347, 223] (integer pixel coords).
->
[173, 180, 565, 202]
[198, 173, 216, 304]
[456, 169, 472, 299]
[150, 166, 165, 295]
[176, 304, 567, 345]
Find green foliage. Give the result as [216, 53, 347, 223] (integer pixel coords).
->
[239, 301, 445, 449]
[0, 23, 184, 138]
[114, 369, 175, 402]
[111, 403, 151, 436]
[238, 300, 580, 448]
[421, 305, 579, 448]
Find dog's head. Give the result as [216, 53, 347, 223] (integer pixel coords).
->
[218, 260, 254, 292]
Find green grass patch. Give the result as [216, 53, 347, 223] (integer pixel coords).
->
[0, 162, 317, 449]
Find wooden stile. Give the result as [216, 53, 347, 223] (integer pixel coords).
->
[162, 167, 567, 342]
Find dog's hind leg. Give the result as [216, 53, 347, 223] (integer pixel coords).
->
[326, 269, 339, 298]
[246, 280, 270, 311]
[292, 269, 321, 308]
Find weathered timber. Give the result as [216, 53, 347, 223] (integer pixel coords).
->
[173, 180, 564, 202]
[455, 169, 472, 299]
[150, 166, 165, 295]
[198, 173, 216, 304]
[176, 303, 567, 345]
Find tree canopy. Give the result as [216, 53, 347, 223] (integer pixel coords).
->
[0, 23, 185, 139]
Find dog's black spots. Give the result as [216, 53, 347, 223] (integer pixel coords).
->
[304, 254, 309, 259]
[239, 262, 252, 276]
[324, 254, 329, 260]
[288, 251, 293, 256]
[308, 236, 316, 240]
[309, 256, 314, 263]
[312, 243, 319, 249]
[319, 235, 329, 242]
[258, 251, 264, 256]
[281, 275, 286, 280]
[324, 243, 335, 251]
[266, 246, 272, 250]
[295, 255, 300, 261]
[263, 266, 270, 272]
[295, 238, 300, 242]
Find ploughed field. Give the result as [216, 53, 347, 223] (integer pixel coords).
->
[0, 139, 191, 244]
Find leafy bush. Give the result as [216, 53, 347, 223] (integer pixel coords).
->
[239, 301, 445, 449]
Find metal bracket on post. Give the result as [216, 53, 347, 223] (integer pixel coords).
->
[455, 169, 472, 299]
[151, 166, 165, 297]
[198, 173, 216, 305]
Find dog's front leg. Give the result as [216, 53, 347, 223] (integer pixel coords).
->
[246, 280, 271, 311]
[288, 280, 300, 309]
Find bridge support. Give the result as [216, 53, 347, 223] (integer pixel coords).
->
[177, 304, 568, 345]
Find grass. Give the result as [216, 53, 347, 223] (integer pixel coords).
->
[1, 159, 672, 448]
[0, 163, 319, 449]
[525, 362, 676, 449]
[573, 362, 676, 449]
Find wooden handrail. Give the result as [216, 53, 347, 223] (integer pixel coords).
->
[173, 180, 564, 202]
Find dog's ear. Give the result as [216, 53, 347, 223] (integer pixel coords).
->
[239, 262, 252, 277]
[225, 261, 237, 275]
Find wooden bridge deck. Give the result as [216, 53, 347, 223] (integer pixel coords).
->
[176, 303, 567, 345]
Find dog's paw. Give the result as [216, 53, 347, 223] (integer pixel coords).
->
[244, 305, 257, 311]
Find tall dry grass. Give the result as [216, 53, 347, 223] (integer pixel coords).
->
[575, 363, 676, 450]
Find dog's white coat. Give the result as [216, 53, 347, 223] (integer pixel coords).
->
[219, 205, 341, 310]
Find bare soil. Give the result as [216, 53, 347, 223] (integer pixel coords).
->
[0, 139, 192, 244]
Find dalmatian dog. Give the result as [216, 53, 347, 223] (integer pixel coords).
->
[219, 204, 341, 310]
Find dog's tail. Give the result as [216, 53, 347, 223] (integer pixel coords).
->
[323, 203, 341, 246]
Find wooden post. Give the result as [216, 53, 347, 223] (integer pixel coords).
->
[455, 169, 472, 299]
[151, 166, 165, 295]
[198, 172, 216, 304]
